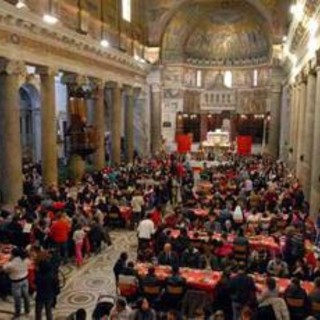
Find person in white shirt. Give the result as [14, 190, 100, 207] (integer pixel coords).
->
[2, 247, 30, 318]
[137, 214, 155, 249]
[131, 190, 145, 227]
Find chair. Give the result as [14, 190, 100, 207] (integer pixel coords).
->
[311, 301, 320, 314]
[108, 208, 124, 228]
[118, 275, 138, 302]
[181, 289, 210, 318]
[285, 297, 304, 308]
[163, 284, 186, 311]
[142, 284, 162, 307]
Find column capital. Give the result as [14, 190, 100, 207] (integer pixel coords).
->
[106, 81, 122, 89]
[150, 83, 161, 93]
[0, 59, 25, 76]
[61, 73, 88, 86]
[36, 66, 58, 77]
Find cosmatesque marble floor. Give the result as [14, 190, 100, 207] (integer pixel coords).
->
[0, 231, 138, 320]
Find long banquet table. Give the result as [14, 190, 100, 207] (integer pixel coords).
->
[170, 229, 282, 253]
[136, 263, 314, 295]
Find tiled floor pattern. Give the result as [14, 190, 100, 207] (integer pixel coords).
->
[0, 231, 138, 320]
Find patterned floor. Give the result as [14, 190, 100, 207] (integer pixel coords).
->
[0, 231, 138, 320]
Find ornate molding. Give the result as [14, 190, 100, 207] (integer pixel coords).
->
[0, 58, 25, 76]
[0, 0, 149, 85]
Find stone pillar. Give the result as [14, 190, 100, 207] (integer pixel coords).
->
[310, 66, 320, 216]
[150, 84, 162, 154]
[200, 114, 208, 141]
[0, 59, 25, 205]
[289, 84, 298, 167]
[301, 71, 316, 199]
[267, 85, 282, 158]
[296, 76, 307, 179]
[124, 85, 134, 163]
[91, 79, 106, 170]
[38, 67, 58, 189]
[108, 82, 122, 165]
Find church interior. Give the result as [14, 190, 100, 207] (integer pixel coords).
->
[0, 0, 320, 319]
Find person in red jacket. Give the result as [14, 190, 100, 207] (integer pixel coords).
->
[50, 212, 71, 264]
[150, 205, 162, 229]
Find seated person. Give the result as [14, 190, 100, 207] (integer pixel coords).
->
[180, 244, 204, 269]
[284, 277, 310, 320]
[267, 254, 289, 278]
[308, 277, 320, 319]
[172, 228, 190, 256]
[158, 243, 179, 267]
[129, 298, 156, 320]
[140, 266, 162, 301]
[163, 265, 187, 309]
[110, 298, 132, 320]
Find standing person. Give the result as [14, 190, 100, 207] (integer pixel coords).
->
[131, 190, 145, 228]
[2, 247, 30, 318]
[229, 263, 257, 320]
[49, 212, 71, 264]
[35, 260, 58, 320]
[137, 213, 155, 250]
[73, 224, 86, 267]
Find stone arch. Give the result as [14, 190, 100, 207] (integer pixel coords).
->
[19, 82, 42, 162]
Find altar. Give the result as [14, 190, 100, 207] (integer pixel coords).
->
[202, 129, 230, 151]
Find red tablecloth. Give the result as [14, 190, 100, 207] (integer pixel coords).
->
[136, 263, 314, 294]
[191, 208, 209, 217]
[170, 230, 281, 253]
[119, 206, 133, 222]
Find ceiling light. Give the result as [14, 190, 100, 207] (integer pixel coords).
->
[282, 35, 288, 42]
[308, 19, 318, 35]
[100, 39, 109, 48]
[43, 14, 58, 25]
[308, 39, 317, 54]
[290, 3, 304, 21]
[16, 0, 26, 9]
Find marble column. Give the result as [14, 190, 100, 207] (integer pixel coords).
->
[38, 67, 58, 189]
[150, 84, 162, 154]
[0, 59, 25, 205]
[124, 86, 134, 163]
[91, 80, 106, 170]
[108, 82, 122, 165]
[301, 71, 316, 199]
[310, 66, 320, 216]
[296, 77, 307, 179]
[200, 114, 208, 141]
[292, 84, 301, 169]
[289, 84, 298, 167]
[267, 85, 282, 158]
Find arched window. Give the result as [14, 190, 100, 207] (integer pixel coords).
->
[196, 70, 202, 87]
[253, 69, 258, 87]
[122, 0, 131, 22]
[224, 70, 232, 88]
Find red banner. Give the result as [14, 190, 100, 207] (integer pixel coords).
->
[237, 136, 252, 155]
[176, 134, 192, 154]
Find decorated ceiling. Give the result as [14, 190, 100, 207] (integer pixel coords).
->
[147, 0, 292, 66]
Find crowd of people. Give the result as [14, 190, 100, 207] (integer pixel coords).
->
[0, 153, 319, 319]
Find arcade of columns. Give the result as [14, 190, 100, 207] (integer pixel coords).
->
[0, 58, 163, 206]
[288, 50, 320, 216]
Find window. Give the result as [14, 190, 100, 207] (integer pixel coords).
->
[196, 70, 202, 87]
[224, 70, 232, 88]
[122, 0, 131, 22]
[253, 69, 258, 87]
